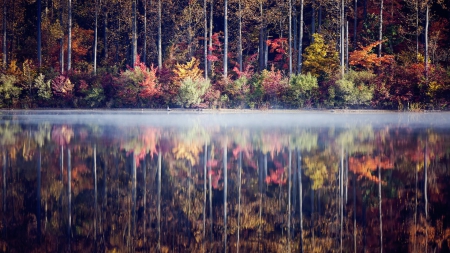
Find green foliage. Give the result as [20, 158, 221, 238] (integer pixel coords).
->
[288, 72, 319, 107]
[34, 73, 52, 100]
[177, 77, 211, 108]
[303, 34, 339, 77]
[84, 86, 105, 108]
[335, 70, 375, 107]
[0, 74, 22, 108]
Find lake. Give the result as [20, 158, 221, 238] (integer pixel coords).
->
[1, 110, 450, 252]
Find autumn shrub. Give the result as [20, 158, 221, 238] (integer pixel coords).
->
[177, 77, 211, 108]
[258, 66, 289, 107]
[84, 86, 106, 108]
[34, 73, 52, 102]
[115, 56, 160, 107]
[51, 75, 74, 104]
[303, 33, 339, 77]
[0, 74, 22, 108]
[287, 72, 319, 108]
[335, 70, 375, 107]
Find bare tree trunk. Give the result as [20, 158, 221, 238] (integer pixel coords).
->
[346, 21, 349, 72]
[288, 0, 292, 76]
[298, 0, 304, 74]
[157, 0, 162, 69]
[204, 0, 208, 78]
[59, 0, 64, 73]
[378, 0, 383, 57]
[68, 0, 72, 71]
[340, 0, 345, 77]
[415, 0, 419, 60]
[208, 0, 213, 77]
[238, 0, 243, 72]
[94, 0, 98, 74]
[104, 10, 108, 63]
[259, 2, 265, 71]
[223, 0, 228, 78]
[2, 0, 6, 69]
[143, 0, 147, 65]
[131, 0, 137, 65]
[37, 0, 42, 67]
[354, 0, 358, 48]
[424, 4, 429, 80]
[311, 0, 315, 39]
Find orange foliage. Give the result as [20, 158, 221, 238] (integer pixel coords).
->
[349, 41, 394, 69]
[349, 155, 394, 183]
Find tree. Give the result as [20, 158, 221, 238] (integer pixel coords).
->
[68, 0, 72, 71]
[237, 0, 243, 73]
[158, 0, 162, 69]
[303, 33, 339, 77]
[93, 0, 98, 74]
[204, 0, 207, 78]
[297, 0, 304, 74]
[37, 0, 42, 67]
[131, 0, 137, 66]
[288, 0, 292, 76]
[378, 0, 384, 57]
[2, 0, 6, 69]
[224, 0, 228, 78]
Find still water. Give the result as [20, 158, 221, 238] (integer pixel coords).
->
[1, 110, 450, 253]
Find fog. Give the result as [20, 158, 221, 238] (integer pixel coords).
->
[1, 110, 450, 129]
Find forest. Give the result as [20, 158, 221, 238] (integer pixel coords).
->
[0, 0, 450, 110]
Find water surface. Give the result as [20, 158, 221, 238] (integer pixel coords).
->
[1, 110, 450, 252]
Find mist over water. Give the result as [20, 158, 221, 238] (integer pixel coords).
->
[1, 110, 450, 252]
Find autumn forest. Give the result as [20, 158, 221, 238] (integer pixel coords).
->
[0, 0, 450, 109]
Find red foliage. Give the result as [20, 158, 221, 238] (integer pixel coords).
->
[349, 41, 394, 70]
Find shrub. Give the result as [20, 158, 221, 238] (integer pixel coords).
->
[0, 74, 21, 108]
[259, 66, 288, 107]
[52, 75, 74, 100]
[177, 77, 211, 108]
[34, 73, 52, 101]
[84, 86, 105, 108]
[288, 72, 319, 107]
[335, 70, 375, 107]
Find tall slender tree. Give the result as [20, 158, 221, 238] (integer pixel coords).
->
[425, 3, 429, 79]
[143, 0, 147, 65]
[238, 0, 243, 72]
[131, 0, 137, 65]
[298, 0, 304, 74]
[68, 0, 72, 71]
[158, 0, 162, 69]
[208, 0, 213, 76]
[37, 0, 42, 67]
[94, 0, 98, 74]
[103, 5, 108, 63]
[223, 0, 228, 78]
[204, 0, 208, 78]
[288, 0, 292, 76]
[354, 0, 358, 48]
[3, 0, 7, 69]
[378, 0, 384, 57]
[259, 1, 265, 71]
[59, 0, 64, 73]
[340, 0, 345, 77]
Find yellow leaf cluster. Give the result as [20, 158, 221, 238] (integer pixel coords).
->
[173, 57, 203, 82]
[303, 34, 338, 76]
[171, 141, 202, 166]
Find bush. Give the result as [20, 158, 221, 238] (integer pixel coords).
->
[177, 77, 211, 108]
[335, 70, 375, 107]
[288, 72, 319, 107]
[34, 73, 52, 101]
[0, 74, 21, 108]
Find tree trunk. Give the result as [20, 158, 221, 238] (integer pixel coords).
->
[354, 0, 357, 48]
[298, 0, 304, 74]
[208, 0, 213, 77]
[103, 10, 107, 63]
[340, 147, 344, 253]
[425, 4, 429, 79]
[288, 0, 292, 76]
[378, 0, 383, 57]
[37, 0, 42, 67]
[204, 0, 208, 77]
[311, 0, 315, 39]
[131, 0, 137, 65]
[258, 2, 265, 71]
[59, 0, 64, 73]
[223, 0, 228, 78]
[94, 0, 98, 74]
[340, 0, 345, 77]
[208, 147, 213, 244]
[346, 21, 349, 71]
[143, 0, 147, 65]
[2, 0, 6, 69]
[68, 148, 72, 238]
[238, 0, 243, 72]
[93, 145, 97, 240]
[203, 143, 207, 250]
[287, 148, 292, 250]
[68, 0, 72, 71]
[424, 143, 428, 252]
[157, 0, 162, 69]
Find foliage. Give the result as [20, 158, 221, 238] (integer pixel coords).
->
[303, 34, 339, 77]
[51, 75, 74, 100]
[84, 86, 105, 108]
[335, 70, 376, 107]
[0, 74, 21, 108]
[288, 72, 319, 108]
[259, 66, 289, 106]
[174, 57, 203, 82]
[349, 41, 394, 70]
[34, 73, 52, 100]
[177, 77, 211, 108]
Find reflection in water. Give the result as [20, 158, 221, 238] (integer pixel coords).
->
[0, 111, 450, 252]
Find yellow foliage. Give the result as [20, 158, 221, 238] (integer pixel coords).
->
[304, 156, 328, 190]
[7, 60, 22, 76]
[303, 34, 338, 76]
[173, 57, 203, 82]
[171, 141, 202, 166]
